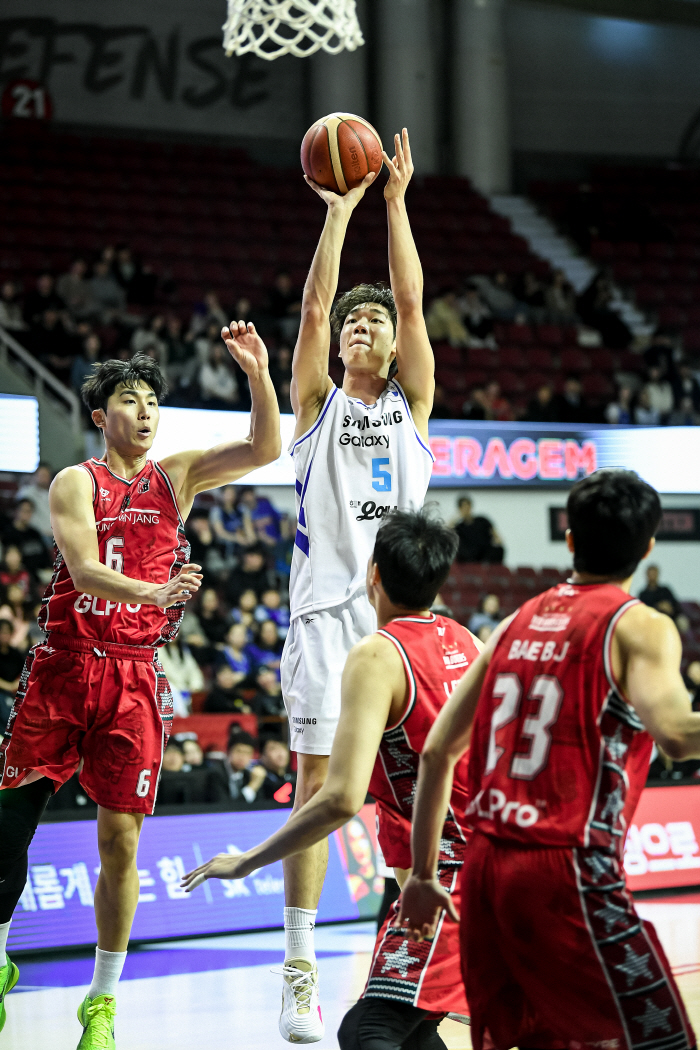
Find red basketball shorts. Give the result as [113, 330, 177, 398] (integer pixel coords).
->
[363, 866, 468, 1017]
[0, 633, 174, 814]
[460, 831, 696, 1050]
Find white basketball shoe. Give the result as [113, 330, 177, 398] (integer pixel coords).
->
[275, 960, 324, 1043]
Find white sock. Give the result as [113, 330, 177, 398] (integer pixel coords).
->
[87, 948, 127, 1000]
[0, 920, 11, 967]
[284, 906, 317, 966]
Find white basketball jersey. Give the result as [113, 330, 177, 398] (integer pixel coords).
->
[288, 380, 434, 619]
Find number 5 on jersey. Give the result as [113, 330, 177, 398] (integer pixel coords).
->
[372, 458, 392, 492]
[485, 673, 564, 780]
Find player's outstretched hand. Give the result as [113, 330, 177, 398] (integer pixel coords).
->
[181, 850, 254, 892]
[152, 564, 203, 609]
[304, 171, 376, 212]
[222, 321, 269, 381]
[395, 874, 460, 942]
[382, 128, 414, 202]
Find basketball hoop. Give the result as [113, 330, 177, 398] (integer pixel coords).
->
[222, 1, 364, 61]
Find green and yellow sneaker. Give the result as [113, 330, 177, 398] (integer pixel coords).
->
[0, 954, 20, 1033]
[76, 993, 116, 1049]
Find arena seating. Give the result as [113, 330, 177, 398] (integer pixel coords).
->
[0, 127, 623, 417]
[531, 167, 700, 352]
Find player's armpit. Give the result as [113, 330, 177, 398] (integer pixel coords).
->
[614, 604, 700, 759]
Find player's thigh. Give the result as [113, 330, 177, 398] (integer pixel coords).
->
[0, 646, 87, 789]
[80, 656, 168, 814]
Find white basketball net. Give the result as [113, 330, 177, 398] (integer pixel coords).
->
[223, 0, 364, 60]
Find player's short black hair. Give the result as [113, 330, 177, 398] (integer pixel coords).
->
[331, 283, 397, 340]
[567, 469, 662, 579]
[372, 509, 458, 610]
[81, 353, 167, 413]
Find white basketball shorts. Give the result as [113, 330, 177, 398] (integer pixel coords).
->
[281, 589, 377, 755]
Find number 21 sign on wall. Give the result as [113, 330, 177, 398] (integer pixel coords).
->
[1, 79, 53, 122]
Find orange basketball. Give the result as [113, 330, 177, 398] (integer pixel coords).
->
[301, 113, 383, 194]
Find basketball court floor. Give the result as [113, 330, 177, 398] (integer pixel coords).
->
[3, 897, 699, 1049]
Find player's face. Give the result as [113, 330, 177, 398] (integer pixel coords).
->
[100, 381, 159, 454]
[339, 304, 396, 377]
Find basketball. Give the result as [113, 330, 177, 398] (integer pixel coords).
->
[300, 112, 383, 194]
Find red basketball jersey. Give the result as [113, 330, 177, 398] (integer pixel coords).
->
[368, 613, 481, 870]
[466, 582, 653, 851]
[39, 458, 190, 647]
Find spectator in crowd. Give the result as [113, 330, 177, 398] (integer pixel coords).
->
[468, 593, 503, 636]
[643, 366, 674, 424]
[668, 397, 700, 426]
[517, 271, 547, 322]
[461, 387, 488, 420]
[250, 666, 286, 723]
[270, 345, 293, 392]
[673, 362, 700, 411]
[198, 342, 240, 409]
[0, 618, 24, 733]
[203, 663, 253, 714]
[644, 330, 677, 379]
[267, 272, 302, 343]
[257, 738, 296, 803]
[0, 546, 31, 599]
[524, 383, 557, 423]
[225, 544, 270, 605]
[132, 314, 167, 364]
[605, 385, 633, 425]
[237, 487, 282, 548]
[189, 290, 228, 339]
[198, 587, 231, 641]
[70, 333, 101, 398]
[88, 259, 128, 323]
[156, 741, 228, 806]
[0, 584, 32, 651]
[210, 486, 257, 555]
[180, 738, 205, 769]
[552, 375, 590, 424]
[28, 308, 75, 382]
[425, 289, 469, 348]
[633, 388, 659, 426]
[471, 271, 519, 321]
[577, 272, 631, 350]
[17, 462, 53, 543]
[459, 285, 495, 345]
[247, 618, 284, 674]
[430, 384, 454, 419]
[216, 732, 267, 803]
[219, 622, 255, 681]
[1, 499, 52, 576]
[185, 512, 226, 583]
[638, 565, 679, 620]
[231, 588, 259, 634]
[158, 637, 205, 716]
[162, 314, 193, 387]
[255, 587, 290, 638]
[57, 258, 92, 319]
[544, 269, 577, 324]
[113, 245, 157, 306]
[482, 379, 512, 421]
[0, 280, 26, 330]
[23, 273, 63, 326]
[453, 496, 504, 564]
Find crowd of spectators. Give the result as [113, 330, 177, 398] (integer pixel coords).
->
[4, 248, 700, 430]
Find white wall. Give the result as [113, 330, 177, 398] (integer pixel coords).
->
[258, 485, 700, 602]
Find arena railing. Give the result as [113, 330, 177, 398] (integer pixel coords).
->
[0, 322, 81, 436]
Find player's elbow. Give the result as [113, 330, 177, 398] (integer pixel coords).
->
[326, 790, 361, 822]
[300, 301, 327, 329]
[658, 733, 693, 761]
[251, 434, 282, 466]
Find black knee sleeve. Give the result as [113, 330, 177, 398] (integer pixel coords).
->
[338, 999, 443, 1050]
[0, 778, 54, 922]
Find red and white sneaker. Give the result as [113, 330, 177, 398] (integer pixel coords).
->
[274, 960, 324, 1044]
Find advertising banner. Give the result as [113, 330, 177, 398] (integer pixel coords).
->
[623, 786, 700, 892]
[8, 803, 383, 953]
[0, 394, 39, 472]
[152, 411, 700, 493]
